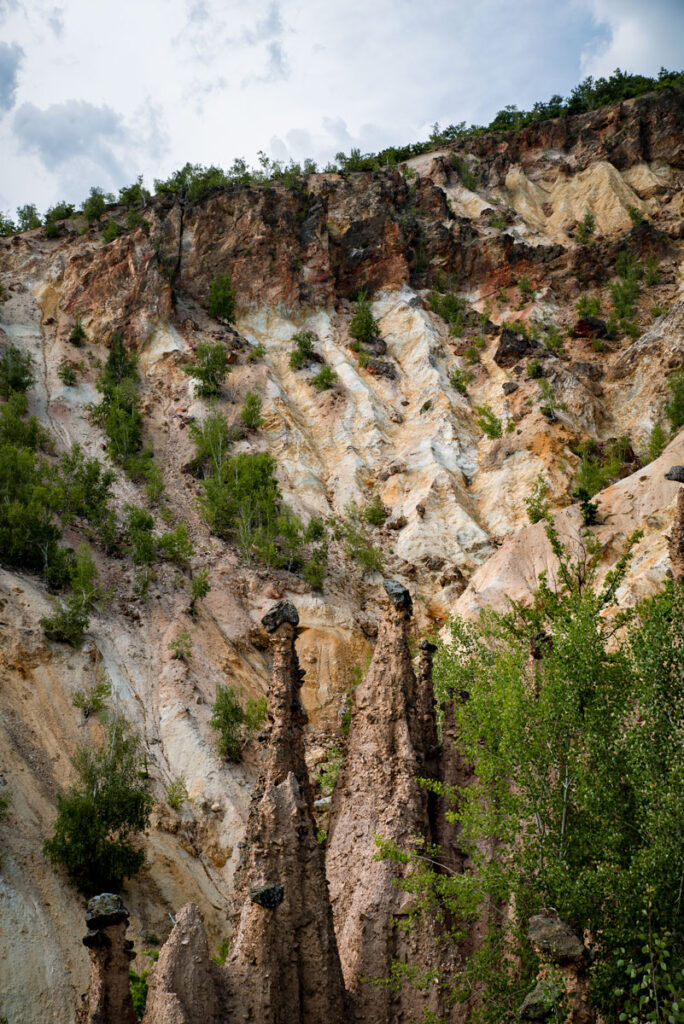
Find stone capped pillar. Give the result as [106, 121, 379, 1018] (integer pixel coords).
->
[76, 894, 137, 1024]
[227, 599, 347, 1024]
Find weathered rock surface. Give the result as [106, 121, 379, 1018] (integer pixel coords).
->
[76, 895, 136, 1024]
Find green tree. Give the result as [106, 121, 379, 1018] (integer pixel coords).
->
[16, 204, 42, 231]
[183, 341, 229, 396]
[43, 718, 153, 895]
[0, 344, 34, 397]
[42, 544, 100, 646]
[524, 473, 549, 524]
[207, 273, 236, 322]
[210, 684, 267, 762]
[665, 369, 684, 434]
[82, 187, 113, 223]
[289, 329, 316, 369]
[349, 292, 380, 345]
[312, 365, 337, 391]
[240, 390, 263, 430]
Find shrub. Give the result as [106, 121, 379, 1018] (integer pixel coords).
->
[210, 685, 267, 762]
[167, 776, 188, 811]
[349, 293, 379, 345]
[16, 204, 41, 231]
[429, 289, 467, 335]
[524, 473, 549, 524]
[82, 187, 113, 224]
[449, 366, 471, 394]
[315, 747, 343, 795]
[488, 214, 508, 230]
[517, 273, 535, 299]
[304, 517, 326, 542]
[43, 718, 153, 895]
[70, 317, 86, 346]
[240, 390, 263, 429]
[124, 505, 156, 566]
[183, 341, 229, 396]
[189, 409, 234, 476]
[289, 329, 316, 369]
[0, 439, 66, 577]
[643, 255, 661, 286]
[665, 369, 684, 434]
[189, 569, 211, 618]
[101, 217, 122, 243]
[451, 154, 477, 191]
[248, 341, 265, 361]
[0, 392, 49, 449]
[573, 486, 599, 525]
[0, 211, 16, 236]
[574, 436, 632, 497]
[526, 359, 543, 379]
[42, 545, 100, 646]
[158, 522, 193, 565]
[58, 361, 77, 386]
[45, 201, 74, 236]
[626, 203, 644, 226]
[576, 210, 595, 243]
[475, 404, 502, 439]
[312, 365, 337, 391]
[303, 542, 328, 590]
[0, 344, 34, 397]
[130, 950, 158, 1018]
[341, 505, 384, 574]
[72, 669, 112, 719]
[464, 344, 481, 365]
[168, 629, 193, 661]
[363, 494, 387, 526]
[91, 334, 144, 465]
[645, 421, 668, 463]
[58, 444, 115, 536]
[118, 176, 150, 208]
[207, 273, 236, 322]
[576, 294, 601, 317]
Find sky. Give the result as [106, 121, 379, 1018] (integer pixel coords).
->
[0, 0, 682, 215]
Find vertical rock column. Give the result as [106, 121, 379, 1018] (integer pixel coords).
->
[227, 599, 347, 1024]
[76, 894, 137, 1024]
[326, 580, 449, 1024]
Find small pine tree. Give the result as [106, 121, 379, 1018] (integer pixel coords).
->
[240, 390, 263, 430]
[183, 341, 229, 397]
[207, 273, 236, 322]
[349, 293, 379, 345]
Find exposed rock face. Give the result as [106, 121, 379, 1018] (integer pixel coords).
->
[668, 486, 684, 580]
[142, 904, 228, 1024]
[76, 895, 137, 1024]
[522, 915, 592, 1024]
[227, 601, 347, 1023]
[326, 581, 448, 1023]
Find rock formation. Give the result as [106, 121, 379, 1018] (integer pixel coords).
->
[520, 915, 592, 1024]
[76, 894, 137, 1024]
[226, 599, 347, 1023]
[326, 580, 450, 1023]
[668, 480, 684, 580]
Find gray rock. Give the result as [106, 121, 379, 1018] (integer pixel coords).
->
[249, 883, 284, 909]
[85, 893, 129, 931]
[494, 327, 542, 368]
[262, 600, 299, 633]
[519, 977, 563, 1020]
[528, 915, 588, 965]
[665, 466, 684, 482]
[419, 639, 438, 653]
[383, 579, 413, 613]
[502, 381, 519, 395]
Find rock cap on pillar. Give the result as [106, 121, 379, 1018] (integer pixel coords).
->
[419, 639, 438, 653]
[383, 578, 413, 613]
[261, 600, 299, 633]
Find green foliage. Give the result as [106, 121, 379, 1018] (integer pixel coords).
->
[341, 504, 384, 574]
[475, 404, 502, 439]
[626, 203, 645, 226]
[101, 217, 122, 243]
[488, 214, 508, 230]
[58, 443, 115, 543]
[303, 541, 328, 590]
[154, 162, 230, 200]
[189, 408, 234, 476]
[573, 486, 600, 525]
[0, 211, 16, 236]
[449, 366, 471, 394]
[125, 208, 150, 233]
[429, 288, 467, 336]
[315, 747, 343, 795]
[451, 154, 477, 191]
[183, 341, 230, 396]
[349, 293, 379, 345]
[574, 436, 632, 497]
[124, 505, 156, 566]
[643, 254, 661, 286]
[210, 684, 267, 762]
[363, 493, 387, 526]
[524, 473, 549, 524]
[576, 210, 596, 243]
[207, 273, 236, 322]
[166, 775, 188, 811]
[664, 369, 684, 434]
[91, 333, 143, 465]
[0, 432, 65, 577]
[247, 341, 265, 361]
[158, 521, 193, 565]
[0, 344, 34, 397]
[46, 200, 74, 223]
[129, 948, 159, 1018]
[517, 273, 535, 299]
[189, 569, 211, 617]
[211, 938, 231, 966]
[16, 203, 41, 231]
[0, 789, 10, 824]
[72, 668, 112, 719]
[58, 361, 77, 386]
[240, 389, 263, 429]
[42, 544, 100, 645]
[312, 364, 337, 391]
[82, 187, 113, 223]
[526, 358, 543, 379]
[576, 294, 601, 317]
[168, 629, 193, 661]
[44, 717, 153, 895]
[118, 175, 151, 209]
[70, 317, 86, 346]
[289, 329, 316, 369]
[645, 421, 668, 464]
[0, 393, 48, 449]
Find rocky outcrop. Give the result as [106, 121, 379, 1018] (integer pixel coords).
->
[227, 600, 347, 1024]
[668, 484, 684, 580]
[76, 894, 137, 1024]
[520, 915, 592, 1024]
[326, 580, 449, 1023]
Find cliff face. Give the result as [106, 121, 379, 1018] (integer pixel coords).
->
[0, 89, 683, 1023]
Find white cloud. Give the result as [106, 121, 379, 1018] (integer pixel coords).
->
[0, 41, 23, 112]
[577, 0, 684, 78]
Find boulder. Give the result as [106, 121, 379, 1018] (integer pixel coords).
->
[519, 977, 564, 1020]
[249, 884, 285, 909]
[528, 915, 588, 966]
[665, 466, 684, 483]
[494, 328, 542, 368]
[261, 600, 299, 633]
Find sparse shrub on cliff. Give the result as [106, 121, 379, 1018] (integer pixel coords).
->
[57, 361, 77, 386]
[82, 186, 113, 224]
[16, 204, 41, 231]
[240, 389, 263, 429]
[363, 494, 387, 526]
[429, 285, 468, 336]
[44, 717, 153, 895]
[312, 364, 337, 391]
[0, 344, 34, 397]
[449, 366, 471, 394]
[303, 542, 328, 590]
[349, 292, 379, 345]
[644, 421, 668, 464]
[72, 668, 112, 719]
[475, 404, 502, 439]
[451, 154, 477, 191]
[524, 473, 550, 524]
[0, 211, 16, 236]
[189, 568, 211, 618]
[189, 407, 235, 476]
[45, 201, 74, 236]
[207, 273, 236, 322]
[168, 629, 193, 661]
[183, 340, 230, 396]
[340, 504, 384, 574]
[576, 293, 601, 317]
[158, 521, 194, 566]
[573, 485, 600, 526]
[665, 369, 684, 434]
[573, 436, 632, 497]
[70, 316, 86, 346]
[315, 747, 343, 796]
[42, 544, 101, 645]
[289, 329, 316, 369]
[576, 210, 596, 243]
[166, 775, 188, 811]
[210, 684, 267, 762]
[118, 175, 151, 209]
[0, 393, 48, 449]
[101, 216, 122, 243]
[644, 254, 661, 286]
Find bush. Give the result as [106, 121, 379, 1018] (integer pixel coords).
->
[45, 201, 75, 224]
[42, 545, 100, 646]
[16, 204, 41, 231]
[207, 273, 236, 322]
[82, 187, 113, 224]
[303, 542, 328, 590]
[58, 444, 115, 532]
[102, 217, 122, 243]
[240, 390, 263, 429]
[341, 505, 383, 574]
[0, 211, 16, 236]
[576, 294, 601, 317]
[118, 176, 151, 208]
[70, 317, 86, 346]
[665, 369, 684, 434]
[644, 254, 661, 286]
[189, 409, 234, 476]
[158, 522, 193, 565]
[524, 473, 549, 524]
[475, 404, 502, 439]
[0, 392, 49, 449]
[645, 421, 668, 463]
[91, 334, 144, 465]
[124, 505, 156, 566]
[526, 359, 543, 379]
[349, 293, 379, 345]
[0, 443, 63, 576]
[57, 361, 77, 386]
[363, 494, 387, 526]
[189, 569, 211, 618]
[576, 210, 596, 243]
[626, 203, 644, 226]
[451, 154, 477, 191]
[574, 436, 632, 497]
[210, 684, 267, 761]
[167, 776, 188, 811]
[72, 669, 112, 719]
[169, 629, 193, 660]
[429, 289, 467, 335]
[312, 365, 337, 391]
[289, 329, 316, 369]
[449, 367, 471, 394]
[0, 344, 34, 397]
[183, 341, 229, 396]
[573, 485, 599, 525]
[517, 273, 535, 299]
[43, 718, 153, 895]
